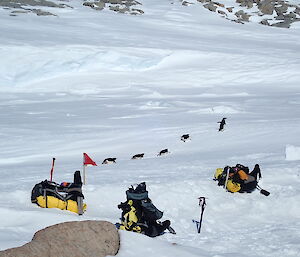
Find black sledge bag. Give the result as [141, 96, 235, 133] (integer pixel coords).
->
[141, 199, 163, 221]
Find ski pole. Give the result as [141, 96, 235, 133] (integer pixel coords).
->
[256, 184, 270, 196]
[197, 197, 206, 233]
[50, 157, 56, 182]
[224, 167, 230, 190]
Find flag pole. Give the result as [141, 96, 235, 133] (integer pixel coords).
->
[83, 165, 86, 185]
[83, 154, 86, 185]
[50, 157, 56, 182]
[82, 153, 97, 185]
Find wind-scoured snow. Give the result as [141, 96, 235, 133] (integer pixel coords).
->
[0, 0, 300, 256]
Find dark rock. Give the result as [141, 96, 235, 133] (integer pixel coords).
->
[236, 0, 253, 8]
[131, 8, 144, 14]
[235, 10, 251, 21]
[32, 8, 56, 16]
[0, 0, 67, 9]
[271, 20, 292, 28]
[218, 10, 226, 16]
[83, 1, 105, 10]
[227, 7, 234, 13]
[258, 0, 275, 15]
[286, 12, 297, 19]
[182, 1, 193, 6]
[203, 2, 217, 12]
[260, 19, 270, 25]
[274, 4, 288, 16]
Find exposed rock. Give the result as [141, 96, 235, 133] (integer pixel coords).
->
[0, 220, 120, 257]
[108, 0, 123, 4]
[83, 0, 142, 15]
[0, 0, 71, 16]
[232, 19, 244, 24]
[131, 8, 144, 14]
[83, 1, 105, 10]
[125, 1, 141, 7]
[274, 4, 288, 16]
[258, 0, 275, 15]
[235, 9, 251, 21]
[32, 8, 56, 16]
[0, 0, 68, 9]
[203, 2, 217, 12]
[11, 10, 29, 14]
[286, 12, 297, 19]
[236, 0, 253, 8]
[260, 19, 270, 25]
[272, 20, 292, 28]
[218, 9, 226, 16]
[195, 0, 300, 28]
[182, 1, 193, 6]
[275, 14, 285, 20]
[227, 7, 234, 12]
[214, 2, 225, 8]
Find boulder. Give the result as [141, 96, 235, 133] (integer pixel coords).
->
[274, 4, 288, 16]
[226, 7, 234, 13]
[182, 1, 193, 6]
[258, 0, 275, 15]
[271, 20, 292, 28]
[235, 10, 251, 22]
[236, 0, 253, 9]
[260, 19, 270, 26]
[203, 2, 217, 12]
[218, 10, 227, 16]
[0, 220, 120, 257]
[83, 1, 105, 10]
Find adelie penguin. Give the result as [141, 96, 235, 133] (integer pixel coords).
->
[158, 149, 169, 156]
[218, 118, 227, 132]
[131, 153, 144, 160]
[181, 134, 190, 142]
[102, 158, 117, 164]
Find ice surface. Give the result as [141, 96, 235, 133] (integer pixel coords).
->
[0, 0, 299, 256]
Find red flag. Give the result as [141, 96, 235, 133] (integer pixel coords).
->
[83, 153, 97, 166]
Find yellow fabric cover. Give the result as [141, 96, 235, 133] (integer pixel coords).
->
[66, 200, 87, 214]
[119, 200, 142, 233]
[226, 179, 241, 193]
[214, 168, 223, 179]
[36, 196, 67, 209]
[36, 196, 86, 214]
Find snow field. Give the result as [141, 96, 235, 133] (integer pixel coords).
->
[0, 0, 300, 256]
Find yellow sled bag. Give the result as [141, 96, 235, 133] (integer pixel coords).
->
[214, 168, 223, 180]
[31, 171, 86, 215]
[226, 179, 241, 193]
[36, 196, 87, 214]
[118, 200, 143, 233]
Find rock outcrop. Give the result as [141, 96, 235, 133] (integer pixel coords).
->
[188, 0, 300, 28]
[83, 0, 144, 15]
[0, 220, 120, 257]
[0, 0, 71, 16]
[1, 0, 299, 27]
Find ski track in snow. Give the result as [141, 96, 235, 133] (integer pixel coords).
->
[0, 0, 300, 256]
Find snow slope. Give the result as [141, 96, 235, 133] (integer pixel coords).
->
[0, 0, 300, 256]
